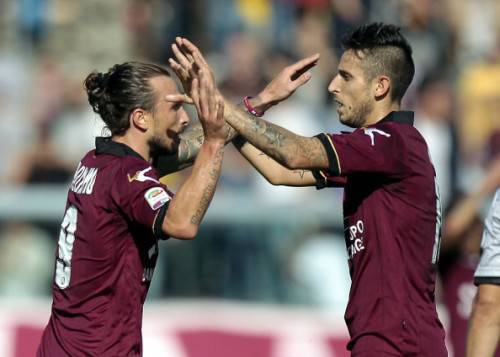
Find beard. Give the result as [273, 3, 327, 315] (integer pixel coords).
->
[339, 96, 374, 128]
[148, 135, 176, 157]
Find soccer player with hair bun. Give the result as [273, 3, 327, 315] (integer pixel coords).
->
[38, 62, 227, 356]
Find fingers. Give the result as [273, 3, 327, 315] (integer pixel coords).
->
[293, 72, 312, 88]
[176, 37, 196, 64]
[216, 96, 225, 121]
[289, 53, 320, 81]
[178, 37, 210, 68]
[289, 53, 320, 73]
[175, 37, 213, 79]
[168, 58, 188, 80]
[199, 71, 210, 119]
[171, 43, 190, 68]
[191, 78, 200, 111]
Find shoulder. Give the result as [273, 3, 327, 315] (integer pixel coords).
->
[118, 157, 162, 186]
[375, 122, 425, 147]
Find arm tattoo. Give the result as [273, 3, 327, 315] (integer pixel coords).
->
[177, 124, 204, 164]
[293, 170, 306, 178]
[190, 146, 224, 225]
[226, 104, 327, 169]
[158, 123, 236, 176]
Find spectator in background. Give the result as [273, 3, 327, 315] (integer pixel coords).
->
[51, 77, 105, 166]
[398, 0, 454, 110]
[415, 74, 458, 211]
[400, 0, 453, 78]
[0, 222, 53, 297]
[445, 0, 500, 65]
[294, 9, 337, 108]
[458, 45, 500, 163]
[10, 122, 72, 185]
[219, 32, 267, 102]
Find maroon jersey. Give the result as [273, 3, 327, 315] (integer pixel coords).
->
[314, 111, 447, 356]
[38, 137, 172, 357]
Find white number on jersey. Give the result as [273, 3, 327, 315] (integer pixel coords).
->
[55, 205, 78, 289]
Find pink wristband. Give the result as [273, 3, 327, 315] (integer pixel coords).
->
[243, 96, 265, 117]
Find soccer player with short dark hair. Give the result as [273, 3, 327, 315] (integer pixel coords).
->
[171, 22, 447, 356]
[37, 62, 227, 356]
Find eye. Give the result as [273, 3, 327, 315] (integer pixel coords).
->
[340, 72, 351, 81]
[172, 102, 182, 111]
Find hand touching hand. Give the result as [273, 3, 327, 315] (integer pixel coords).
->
[169, 37, 217, 98]
[190, 70, 226, 143]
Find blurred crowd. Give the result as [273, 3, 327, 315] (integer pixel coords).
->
[1, 0, 500, 355]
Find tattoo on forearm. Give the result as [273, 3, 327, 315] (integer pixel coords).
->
[177, 125, 204, 164]
[293, 170, 306, 178]
[178, 123, 237, 166]
[226, 105, 327, 169]
[190, 147, 224, 225]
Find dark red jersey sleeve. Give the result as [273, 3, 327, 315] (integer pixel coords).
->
[315, 126, 408, 179]
[112, 161, 172, 238]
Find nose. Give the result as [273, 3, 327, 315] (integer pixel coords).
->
[328, 74, 340, 94]
[178, 107, 190, 127]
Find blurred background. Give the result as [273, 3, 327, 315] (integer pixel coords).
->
[1, 0, 500, 356]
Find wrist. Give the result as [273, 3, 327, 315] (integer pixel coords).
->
[245, 93, 274, 115]
[204, 137, 225, 148]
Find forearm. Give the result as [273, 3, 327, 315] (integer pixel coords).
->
[163, 140, 224, 238]
[233, 136, 316, 186]
[158, 122, 236, 176]
[225, 101, 328, 170]
[475, 157, 500, 199]
[448, 158, 500, 236]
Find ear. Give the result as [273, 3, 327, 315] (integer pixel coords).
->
[130, 108, 149, 132]
[374, 75, 391, 99]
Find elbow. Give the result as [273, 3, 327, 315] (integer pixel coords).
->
[283, 156, 303, 171]
[173, 226, 198, 240]
[266, 175, 285, 186]
[163, 220, 199, 240]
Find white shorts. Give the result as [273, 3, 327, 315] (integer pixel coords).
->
[475, 189, 500, 284]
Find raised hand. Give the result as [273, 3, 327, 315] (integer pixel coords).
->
[190, 69, 226, 143]
[257, 53, 320, 107]
[169, 37, 216, 97]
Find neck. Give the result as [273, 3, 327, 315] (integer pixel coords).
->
[113, 134, 151, 162]
[364, 101, 401, 127]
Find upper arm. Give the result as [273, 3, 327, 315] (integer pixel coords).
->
[289, 136, 330, 171]
[112, 163, 173, 240]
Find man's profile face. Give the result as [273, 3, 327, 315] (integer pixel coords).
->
[147, 76, 189, 155]
[328, 50, 374, 128]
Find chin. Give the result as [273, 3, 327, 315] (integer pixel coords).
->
[149, 138, 176, 157]
[339, 117, 357, 129]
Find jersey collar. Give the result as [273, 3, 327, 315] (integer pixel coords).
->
[95, 137, 145, 160]
[378, 111, 414, 126]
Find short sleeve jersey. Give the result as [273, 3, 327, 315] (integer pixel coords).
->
[474, 188, 500, 284]
[38, 137, 172, 357]
[314, 111, 447, 356]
